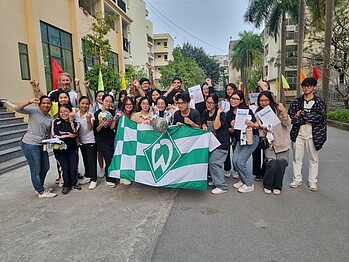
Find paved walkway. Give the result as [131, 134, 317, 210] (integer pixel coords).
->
[0, 126, 348, 261]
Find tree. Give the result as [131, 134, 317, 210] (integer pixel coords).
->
[178, 43, 221, 84]
[83, 13, 120, 92]
[244, 0, 298, 103]
[230, 31, 263, 94]
[321, 0, 334, 107]
[296, 0, 306, 97]
[160, 48, 205, 88]
[306, 2, 349, 108]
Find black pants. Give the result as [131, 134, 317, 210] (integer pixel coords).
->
[80, 143, 97, 182]
[252, 145, 265, 178]
[54, 149, 78, 188]
[99, 147, 118, 184]
[224, 149, 231, 171]
[263, 159, 288, 190]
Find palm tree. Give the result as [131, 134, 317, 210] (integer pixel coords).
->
[296, 0, 305, 97]
[322, 0, 334, 107]
[244, 0, 298, 103]
[230, 31, 263, 95]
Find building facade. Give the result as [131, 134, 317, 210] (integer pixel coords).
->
[153, 33, 174, 81]
[0, 0, 132, 103]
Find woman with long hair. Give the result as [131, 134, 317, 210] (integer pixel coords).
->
[52, 104, 80, 195]
[15, 96, 56, 198]
[75, 96, 98, 190]
[202, 93, 230, 195]
[153, 96, 173, 125]
[223, 83, 238, 179]
[93, 94, 119, 188]
[256, 91, 290, 195]
[195, 83, 210, 117]
[227, 90, 259, 193]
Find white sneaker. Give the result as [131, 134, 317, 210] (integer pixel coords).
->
[98, 168, 105, 178]
[120, 179, 131, 185]
[238, 184, 255, 193]
[35, 187, 54, 194]
[105, 181, 116, 188]
[232, 171, 239, 179]
[211, 187, 228, 195]
[79, 177, 91, 185]
[208, 181, 214, 186]
[264, 188, 272, 194]
[273, 189, 281, 195]
[290, 180, 302, 188]
[224, 171, 231, 178]
[89, 181, 97, 190]
[233, 181, 244, 189]
[309, 182, 318, 192]
[38, 190, 57, 198]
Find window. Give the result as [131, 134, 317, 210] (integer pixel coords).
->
[264, 65, 268, 77]
[79, 0, 96, 17]
[286, 31, 298, 40]
[164, 54, 168, 61]
[109, 52, 119, 73]
[157, 55, 161, 58]
[82, 39, 98, 72]
[18, 43, 31, 80]
[40, 21, 74, 91]
[285, 70, 297, 90]
[164, 42, 168, 47]
[286, 45, 297, 68]
[157, 42, 160, 45]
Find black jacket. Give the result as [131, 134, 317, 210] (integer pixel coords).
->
[288, 95, 327, 151]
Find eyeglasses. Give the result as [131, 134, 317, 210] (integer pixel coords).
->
[302, 85, 314, 89]
[259, 99, 270, 103]
[125, 104, 133, 106]
[230, 97, 241, 101]
[205, 101, 215, 105]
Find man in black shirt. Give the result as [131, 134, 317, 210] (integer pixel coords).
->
[173, 92, 201, 128]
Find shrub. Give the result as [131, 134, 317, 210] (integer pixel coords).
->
[327, 109, 349, 123]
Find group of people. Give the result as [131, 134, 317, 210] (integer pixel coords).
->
[15, 70, 327, 198]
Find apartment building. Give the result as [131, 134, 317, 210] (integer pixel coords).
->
[153, 33, 174, 81]
[0, 0, 132, 103]
[128, 0, 154, 67]
[211, 55, 229, 91]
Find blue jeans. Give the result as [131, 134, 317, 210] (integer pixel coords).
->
[233, 134, 259, 186]
[21, 141, 50, 193]
[209, 149, 228, 190]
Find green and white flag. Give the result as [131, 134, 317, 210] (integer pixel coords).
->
[108, 116, 220, 191]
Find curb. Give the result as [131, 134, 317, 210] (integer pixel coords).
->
[327, 119, 349, 132]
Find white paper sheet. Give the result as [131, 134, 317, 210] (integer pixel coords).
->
[188, 85, 204, 104]
[234, 109, 250, 130]
[255, 105, 281, 127]
[219, 101, 230, 112]
[249, 93, 259, 105]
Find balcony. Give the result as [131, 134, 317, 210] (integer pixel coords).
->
[123, 36, 129, 52]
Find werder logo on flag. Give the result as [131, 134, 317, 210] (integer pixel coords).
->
[108, 116, 220, 191]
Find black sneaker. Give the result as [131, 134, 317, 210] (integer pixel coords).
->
[73, 185, 82, 190]
[62, 187, 70, 194]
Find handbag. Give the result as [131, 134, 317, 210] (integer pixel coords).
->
[259, 137, 269, 149]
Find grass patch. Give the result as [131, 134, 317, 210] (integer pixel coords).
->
[327, 109, 349, 124]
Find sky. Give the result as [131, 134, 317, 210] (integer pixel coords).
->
[145, 0, 261, 55]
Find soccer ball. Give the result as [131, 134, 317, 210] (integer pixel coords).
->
[152, 117, 168, 134]
[98, 110, 113, 126]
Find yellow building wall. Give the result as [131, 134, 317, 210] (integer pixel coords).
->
[0, 0, 128, 104]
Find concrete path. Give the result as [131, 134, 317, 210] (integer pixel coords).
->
[0, 126, 348, 261]
[152, 126, 349, 262]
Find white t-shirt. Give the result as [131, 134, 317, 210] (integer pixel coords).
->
[75, 110, 95, 144]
